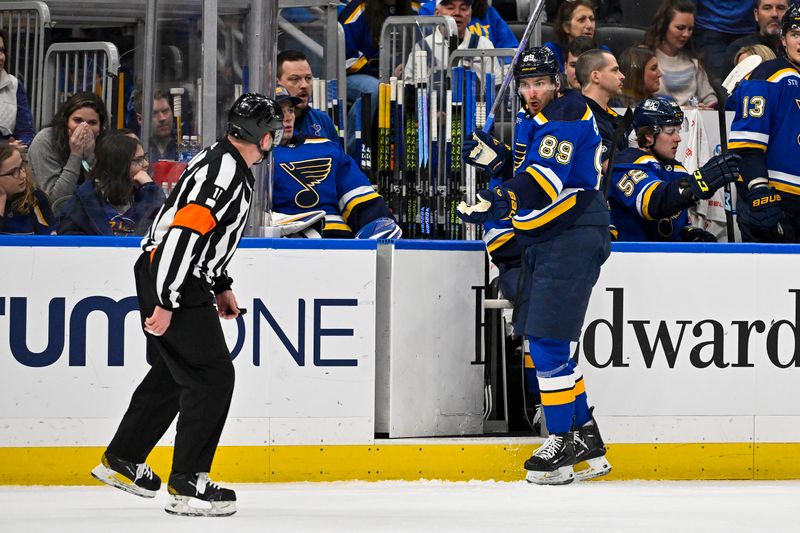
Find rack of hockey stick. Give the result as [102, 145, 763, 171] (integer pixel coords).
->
[374, 15, 518, 240]
[447, 48, 517, 241]
[375, 16, 458, 239]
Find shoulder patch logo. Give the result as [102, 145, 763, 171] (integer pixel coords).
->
[280, 158, 333, 208]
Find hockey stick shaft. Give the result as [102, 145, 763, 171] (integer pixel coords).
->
[482, 0, 546, 134]
[714, 90, 736, 243]
[603, 107, 633, 199]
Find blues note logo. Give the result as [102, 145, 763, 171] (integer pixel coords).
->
[109, 215, 135, 235]
[280, 158, 333, 208]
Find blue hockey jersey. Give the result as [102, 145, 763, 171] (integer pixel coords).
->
[500, 90, 606, 244]
[296, 107, 339, 142]
[728, 56, 800, 209]
[340, 1, 420, 78]
[0, 189, 55, 235]
[608, 148, 693, 241]
[272, 136, 392, 238]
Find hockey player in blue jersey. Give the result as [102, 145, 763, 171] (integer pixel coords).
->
[608, 97, 740, 242]
[728, 5, 800, 242]
[271, 85, 400, 239]
[459, 46, 611, 485]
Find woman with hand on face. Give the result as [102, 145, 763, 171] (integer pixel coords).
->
[28, 91, 108, 215]
[616, 46, 663, 107]
[58, 131, 165, 236]
[0, 29, 35, 149]
[643, 0, 717, 108]
[0, 143, 56, 234]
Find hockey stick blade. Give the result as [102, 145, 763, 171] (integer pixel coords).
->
[722, 55, 762, 96]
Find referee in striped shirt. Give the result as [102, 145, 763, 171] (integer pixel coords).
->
[92, 93, 284, 516]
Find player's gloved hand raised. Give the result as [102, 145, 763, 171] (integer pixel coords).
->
[680, 226, 717, 242]
[739, 184, 782, 230]
[461, 131, 510, 175]
[682, 153, 741, 201]
[456, 187, 517, 224]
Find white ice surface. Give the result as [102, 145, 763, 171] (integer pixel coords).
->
[1, 480, 798, 533]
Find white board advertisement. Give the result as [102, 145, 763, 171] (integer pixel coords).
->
[0, 239, 378, 447]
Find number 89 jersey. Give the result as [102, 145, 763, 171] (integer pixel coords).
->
[728, 56, 800, 207]
[509, 90, 605, 244]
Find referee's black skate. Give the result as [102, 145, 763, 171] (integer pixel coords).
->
[524, 432, 575, 485]
[573, 409, 612, 481]
[165, 472, 237, 517]
[90, 452, 161, 498]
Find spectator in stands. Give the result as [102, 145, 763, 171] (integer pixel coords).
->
[0, 142, 55, 234]
[546, 0, 623, 24]
[28, 91, 108, 215]
[404, 0, 504, 90]
[276, 50, 338, 141]
[734, 43, 778, 65]
[271, 85, 399, 239]
[643, 0, 717, 108]
[576, 49, 628, 173]
[339, 0, 418, 159]
[339, 0, 418, 108]
[693, 0, 757, 91]
[0, 29, 35, 148]
[58, 132, 164, 236]
[419, 0, 519, 52]
[616, 46, 663, 108]
[565, 36, 596, 90]
[134, 89, 177, 162]
[544, 0, 605, 71]
[725, 1, 788, 72]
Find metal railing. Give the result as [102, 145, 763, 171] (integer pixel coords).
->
[0, 1, 50, 129]
[41, 41, 120, 127]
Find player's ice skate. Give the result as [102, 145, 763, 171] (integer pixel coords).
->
[165, 472, 237, 517]
[90, 452, 161, 498]
[524, 432, 575, 485]
[573, 412, 612, 481]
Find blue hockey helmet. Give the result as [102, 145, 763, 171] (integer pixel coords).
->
[354, 217, 403, 240]
[783, 4, 800, 35]
[227, 93, 284, 147]
[514, 47, 559, 82]
[633, 97, 684, 133]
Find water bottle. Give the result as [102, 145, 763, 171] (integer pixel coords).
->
[190, 135, 200, 157]
[178, 135, 192, 162]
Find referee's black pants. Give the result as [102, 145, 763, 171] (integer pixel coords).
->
[106, 253, 235, 475]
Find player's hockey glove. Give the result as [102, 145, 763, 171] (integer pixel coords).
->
[462, 131, 510, 175]
[681, 153, 740, 201]
[456, 187, 517, 224]
[738, 182, 782, 230]
[680, 226, 717, 242]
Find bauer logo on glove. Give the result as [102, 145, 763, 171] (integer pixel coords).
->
[752, 192, 781, 208]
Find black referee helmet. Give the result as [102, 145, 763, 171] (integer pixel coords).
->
[227, 93, 284, 146]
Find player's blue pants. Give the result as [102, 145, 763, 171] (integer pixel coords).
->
[513, 208, 611, 434]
